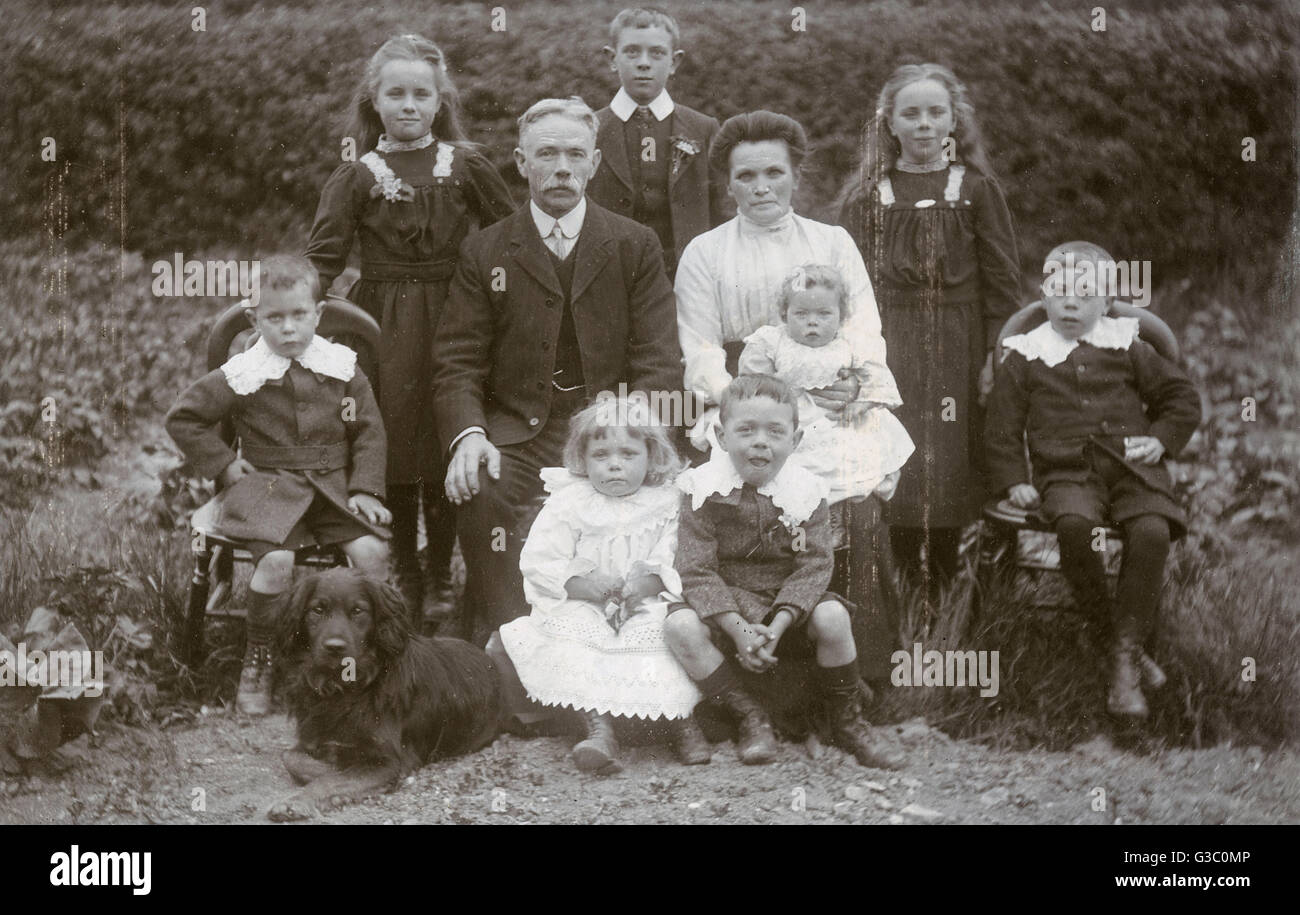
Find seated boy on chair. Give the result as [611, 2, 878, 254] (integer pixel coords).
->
[166, 254, 392, 715]
[983, 241, 1200, 722]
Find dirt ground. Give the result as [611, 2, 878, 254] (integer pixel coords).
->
[3, 703, 1298, 825]
[4, 430, 1299, 827]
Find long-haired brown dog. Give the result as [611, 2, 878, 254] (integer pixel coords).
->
[268, 567, 502, 821]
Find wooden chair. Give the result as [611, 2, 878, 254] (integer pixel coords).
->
[182, 295, 381, 666]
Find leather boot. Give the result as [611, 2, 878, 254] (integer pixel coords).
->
[572, 710, 620, 772]
[670, 715, 711, 765]
[717, 684, 777, 765]
[1108, 625, 1149, 719]
[823, 684, 906, 770]
[235, 643, 273, 716]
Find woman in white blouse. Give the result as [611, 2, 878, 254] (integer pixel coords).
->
[673, 110, 904, 685]
[675, 110, 900, 416]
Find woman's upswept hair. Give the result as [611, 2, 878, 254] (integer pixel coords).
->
[777, 263, 849, 320]
[342, 33, 473, 153]
[562, 398, 685, 487]
[833, 63, 994, 221]
[709, 110, 809, 176]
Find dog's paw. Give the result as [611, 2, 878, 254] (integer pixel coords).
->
[268, 795, 318, 822]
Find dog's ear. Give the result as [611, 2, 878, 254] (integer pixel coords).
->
[277, 573, 317, 657]
[364, 576, 412, 660]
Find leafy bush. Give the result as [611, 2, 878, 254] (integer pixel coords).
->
[1, 0, 1296, 289]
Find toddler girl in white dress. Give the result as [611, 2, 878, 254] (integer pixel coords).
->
[498, 398, 707, 772]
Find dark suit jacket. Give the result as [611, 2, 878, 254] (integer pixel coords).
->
[431, 200, 684, 451]
[587, 104, 728, 269]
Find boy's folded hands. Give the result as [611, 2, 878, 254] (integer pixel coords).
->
[719, 613, 787, 673]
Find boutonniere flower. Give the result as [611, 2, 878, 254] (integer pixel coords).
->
[669, 135, 702, 177]
[360, 151, 415, 203]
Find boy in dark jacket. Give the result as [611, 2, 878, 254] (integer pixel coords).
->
[984, 241, 1201, 720]
[166, 255, 391, 715]
[665, 375, 903, 769]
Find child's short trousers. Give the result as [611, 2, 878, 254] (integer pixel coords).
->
[695, 588, 855, 659]
[1039, 446, 1186, 539]
[244, 492, 381, 563]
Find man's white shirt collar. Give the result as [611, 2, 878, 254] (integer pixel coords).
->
[610, 87, 674, 122]
[529, 197, 587, 241]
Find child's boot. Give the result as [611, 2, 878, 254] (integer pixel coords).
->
[573, 709, 620, 772]
[670, 715, 711, 765]
[717, 683, 778, 765]
[819, 663, 905, 770]
[1107, 621, 1149, 719]
[236, 591, 280, 716]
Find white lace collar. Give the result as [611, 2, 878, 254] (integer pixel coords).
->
[878, 163, 964, 207]
[676, 452, 826, 531]
[376, 132, 434, 153]
[538, 467, 680, 535]
[1002, 314, 1140, 367]
[220, 335, 357, 395]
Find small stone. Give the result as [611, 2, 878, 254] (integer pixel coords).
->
[875, 796, 894, 810]
[979, 786, 1011, 807]
[405, 776, 416, 786]
[888, 813, 904, 824]
[844, 784, 868, 801]
[863, 780, 887, 792]
[900, 803, 943, 822]
[687, 802, 701, 810]
[900, 776, 922, 789]
[833, 801, 853, 814]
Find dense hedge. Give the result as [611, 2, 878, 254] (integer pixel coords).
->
[3, 0, 1297, 289]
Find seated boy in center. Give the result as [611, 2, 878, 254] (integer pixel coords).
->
[166, 254, 392, 715]
[664, 375, 904, 769]
[587, 6, 727, 280]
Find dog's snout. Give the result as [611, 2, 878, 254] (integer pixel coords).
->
[323, 636, 349, 653]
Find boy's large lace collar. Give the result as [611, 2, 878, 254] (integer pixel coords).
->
[220, 336, 357, 395]
[1001, 315, 1140, 368]
[676, 452, 827, 529]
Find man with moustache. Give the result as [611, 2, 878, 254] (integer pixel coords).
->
[432, 96, 682, 641]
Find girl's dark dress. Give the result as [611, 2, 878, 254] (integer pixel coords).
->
[842, 164, 1020, 528]
[307, 141, 515, 485]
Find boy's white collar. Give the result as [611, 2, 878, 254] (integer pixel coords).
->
[1001, 314, 1140, 367]
[677, 452, 827, 528]
[610, 87, 674, 121]
[220, 335, 356, 395]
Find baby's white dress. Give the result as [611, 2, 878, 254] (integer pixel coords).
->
[739, 324, 915, 504]
[497, 469, 701, 720]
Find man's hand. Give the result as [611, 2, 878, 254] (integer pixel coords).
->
[445, 432, 500, 505]
[347, 492, 391, 525]
[218, 458, 257, 488]
[806, 374, 860, 417]
[1124, 435, 1165, 465]
[1008, 483, 1040, 509]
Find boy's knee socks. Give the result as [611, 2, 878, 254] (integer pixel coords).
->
[816, 660, 861, 696]
[696, 660, 740, 698]
[1055, 514, 1109, 615]
[1115, 516, 1170, 637]
[245, 590, 287, 648]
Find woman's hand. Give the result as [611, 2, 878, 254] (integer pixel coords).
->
[347, 492, 392, 526]
[807, 374, 860, 419]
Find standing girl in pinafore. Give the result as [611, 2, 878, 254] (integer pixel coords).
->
[307, 34, 515, 619]
[835, 63, 1021, 593]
